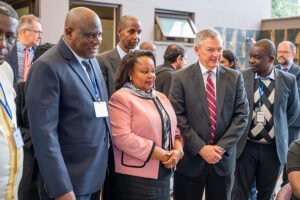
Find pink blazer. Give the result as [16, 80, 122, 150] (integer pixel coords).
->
[109, 88, 178, 179]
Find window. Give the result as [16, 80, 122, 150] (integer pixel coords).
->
[155, 9, 196, 43]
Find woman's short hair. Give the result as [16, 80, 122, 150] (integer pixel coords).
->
[115, 50, 156, 90]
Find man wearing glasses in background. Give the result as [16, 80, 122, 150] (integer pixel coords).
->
[6, 14, 42, 83]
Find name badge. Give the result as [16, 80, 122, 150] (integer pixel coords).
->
[13, 128, 24, 149]
[255, 111, 266, 125]
[94, 101, 109, 118]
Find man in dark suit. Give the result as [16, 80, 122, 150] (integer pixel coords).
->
[232, 39, 299, 200]
[25, 7, 110, 200]
[6, 14, 42, 83]
[96, 15, 142, 98]
[275, 40, 300, 186]
[155, 44, 186, 96]
[169, 28, 249, 200]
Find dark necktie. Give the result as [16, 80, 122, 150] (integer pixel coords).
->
[206, 71, 217, 144]
[82, 60, 100, 100]
[282, 68, 288, 72]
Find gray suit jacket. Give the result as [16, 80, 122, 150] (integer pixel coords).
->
[25, 38, 111, 197]
[169, 62, 249, 177]
[96, 48, 121, 98]
[237, 68, 299, 165]
[275, 63, 300, 129]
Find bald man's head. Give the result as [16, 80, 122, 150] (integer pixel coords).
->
[64, 7, 102, 59]
[117, 15, 142, 53]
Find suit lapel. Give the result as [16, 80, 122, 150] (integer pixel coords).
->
[274, 69, 286, 113]
[245, 71, 255, 114]
[91, 58, 107, 101]
[193, 63, 210, 120]
[289, 63, 298, 75]
[58, 38, 96, 101]
[110, 48, 122, 73]
[216, 66, 227, 121]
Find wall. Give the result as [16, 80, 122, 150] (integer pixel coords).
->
[39, 0, 272, 66]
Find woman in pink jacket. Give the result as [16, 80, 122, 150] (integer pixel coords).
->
[109, 50, 183, 200]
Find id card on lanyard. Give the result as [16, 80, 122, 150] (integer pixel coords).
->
[0, 82, 24, 149]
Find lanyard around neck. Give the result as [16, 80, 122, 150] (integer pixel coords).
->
[0, 82, 12, 119]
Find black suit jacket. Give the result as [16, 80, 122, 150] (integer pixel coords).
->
[155, 62, 176, 96]
[25, 38, 111, 197]
[169, 62, 249, 177]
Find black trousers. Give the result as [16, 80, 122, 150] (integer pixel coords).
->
[113, 165, 171, 200]
[232, 141, 282, 200]
[173, 164, 233, 200]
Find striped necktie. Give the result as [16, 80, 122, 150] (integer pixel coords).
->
[206, 71, 217, 144]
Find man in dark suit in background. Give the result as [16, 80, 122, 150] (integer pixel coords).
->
[275, 40, 300, 187]
[6, 14, 42, 83]
[169, 28, 249, 200]
[233, 39, 299, 200]
[155, 44, 186, 96]
[25, 7, 110, 200]
[96, 15, 142, 98]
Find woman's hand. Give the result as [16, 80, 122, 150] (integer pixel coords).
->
[162, 149, 183, 169]
[151, 146, 172, 162]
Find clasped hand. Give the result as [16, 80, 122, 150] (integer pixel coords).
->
[199, 145, 225, 164]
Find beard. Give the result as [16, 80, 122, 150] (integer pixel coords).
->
[277, 57, 289, 66]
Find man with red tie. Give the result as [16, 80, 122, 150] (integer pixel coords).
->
[169, 28, 249, 200]
[6, 14, 42, 83]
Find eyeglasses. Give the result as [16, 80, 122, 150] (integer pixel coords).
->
[278, 51, 292, 54]
[25, 29, 43, 35]
[0, 33, 17, 45]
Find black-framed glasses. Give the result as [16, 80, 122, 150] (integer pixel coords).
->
[0, 33, 17, 45]
[25, 29, 43, 35]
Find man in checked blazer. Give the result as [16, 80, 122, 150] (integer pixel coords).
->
[232, 39, 299, 200]
[169, 28, 249, 200]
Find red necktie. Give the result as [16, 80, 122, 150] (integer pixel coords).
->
[206, 71, 217, 144]
[23, 47, 30, 81]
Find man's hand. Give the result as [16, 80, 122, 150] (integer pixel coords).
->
[199, 145, 225, 164]
[55, 191, 76, 200]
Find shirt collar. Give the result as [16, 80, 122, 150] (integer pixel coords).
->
[117, 44, 127, 59]
[280, 62, 293, 71]
[17, 41, 34, 52]
[199, 61, 217, 76]
[255, 68, 275, 80]
[63, 38, 85, 64]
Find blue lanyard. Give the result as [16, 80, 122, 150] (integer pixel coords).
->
[258, 79, 264, 107]
[91, 77, 100, 101]
[0, 83, 12, 119]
